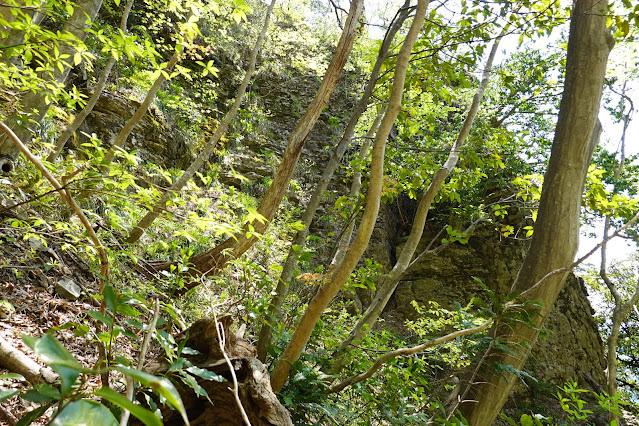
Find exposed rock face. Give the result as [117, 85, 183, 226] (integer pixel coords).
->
[389, 221, 606, 392]
[78, 90, 192, 169]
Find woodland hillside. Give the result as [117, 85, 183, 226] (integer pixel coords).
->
[0, 0, 639, 424]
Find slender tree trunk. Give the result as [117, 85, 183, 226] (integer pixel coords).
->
[125, 0, 277, 244]
[255, 109, 383, 361]
[269, 0, 431, 393]
[329, 27, 506, 373]
[47, 0, 135, 163]
[0, 0, 103, 159]
[329, 111, 383, 269]
[456, 0, 613, 422]
[254, 2, 411, 360]
[182, 0, 365, 277]
[102, 12, 195, 165]
[599, 90, 638, 422]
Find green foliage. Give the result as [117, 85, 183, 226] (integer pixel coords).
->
[0, 0, 94, 113]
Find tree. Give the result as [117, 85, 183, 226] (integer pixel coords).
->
[255, 0, 412, 361]
[124, 0, 277, 244]
[270, 0, 431, 392]
[46, 0, 137, 163]
[0, 0, 103, 165]
[101, 7, 199, 165]
[165, 0, 365, 280]
[456, 0, 614, 422]
[329, 22, 507, 373]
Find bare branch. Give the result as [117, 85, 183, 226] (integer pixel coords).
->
[328, 320, 492, 393]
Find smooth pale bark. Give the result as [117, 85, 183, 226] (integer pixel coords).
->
[0, 0, 103, 159]
[329, 112, 383, 269]
[269, 0, 431, 393]
[255, 2, 411, 360]
[125, 0, 277, 244]
[47, 0, 135, 163]
[456, 0, 613, 422]
[182, 0, 365, 277]
[102, 12, 194, 165]
[600, 87, 637, 420]
[328, 320, 492, 394]
[0, 335, 58, 385]
[330, 28, 505, 373]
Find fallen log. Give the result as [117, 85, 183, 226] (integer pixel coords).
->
[0, 335, 57, 385]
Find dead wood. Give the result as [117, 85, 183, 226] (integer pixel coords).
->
[142, 316, 291, 426]
[0, 335, 57, 385]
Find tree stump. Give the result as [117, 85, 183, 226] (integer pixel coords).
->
[144, 316, 292, 426]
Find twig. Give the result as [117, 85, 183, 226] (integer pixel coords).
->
[120, 298, 161, 426]
[520, 210, 639, 299]
[0, 121, 111, 387]
[213, 311, 252, 426]
[327, 320, 492, 393]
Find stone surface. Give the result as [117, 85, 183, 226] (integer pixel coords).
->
[55, 278, 82, 300]
[390, 220, 606, 393]
[79, 90, 192, 169]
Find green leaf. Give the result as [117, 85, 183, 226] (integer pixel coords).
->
[0, 389, 18, 403]
[87, 310, 114, 327]
[51, 400, 118, 426]
[186, 366, 225, 382]
[498, 414, 518, 426]
[180, 372, 210, 402]
[34, 383, 61, 399]
[104, 283, 118, 313]
[520, 414, 534, 426]
[22, 334, 86, 394]
[16, 404, 52, 426]
[23, 388, 57, 403]
[0, 373, 24, 381]
[95, 387, 162, 426]
[112, 366, 189, 425]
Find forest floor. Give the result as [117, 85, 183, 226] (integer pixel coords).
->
[0, 224, 132, 423]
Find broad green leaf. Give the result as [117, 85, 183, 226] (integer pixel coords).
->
[113, 366, 189, 425]
[16, 404, 51, 426]
[95, 387, 161, 426]
[51, 400, 118, 426]
[87, 310, 114, 327]
[0, 373, 24, 381]
[186, 366, 225, 382]
[22, 334, 86, 393]
[34, 383, 61, 399]
[104, 283, 118, 313]
[520, 414, 534, 426]
[0, 389, 18, 403]
[23, 388, 58, 403]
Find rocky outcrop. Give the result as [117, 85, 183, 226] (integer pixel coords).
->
[388, 221, 606, 393]
[77, 90, 192, 169]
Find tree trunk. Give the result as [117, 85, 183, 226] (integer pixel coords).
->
[0, 0, 103, 159]
[269, 0, 431, 393]
[47, 0, 135, 163]
[329, 110, 382, 269]
[330, 27, 505, 373]
[125, 0, 277, 244]
[254, 3, 411, 361]
[456, 0, 613, 423]
[183, 0, 365, 277]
